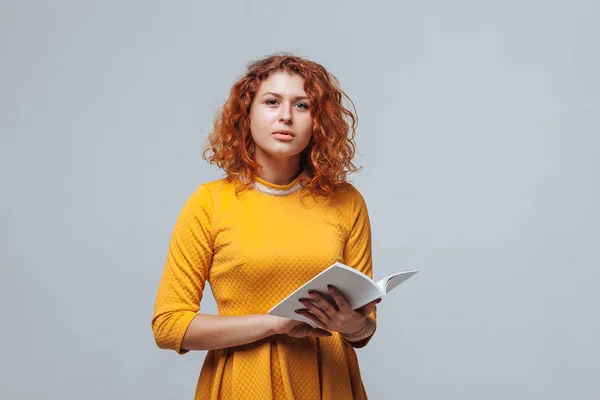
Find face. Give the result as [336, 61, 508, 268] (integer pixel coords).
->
[249, 71, 313, 165]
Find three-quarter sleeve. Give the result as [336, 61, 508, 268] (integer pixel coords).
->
[342, 189, 377, 348]
[152, 185, 214, 354]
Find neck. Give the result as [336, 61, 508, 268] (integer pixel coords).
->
[255, 151, 302, 185]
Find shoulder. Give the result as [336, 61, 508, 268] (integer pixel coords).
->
[332, 182, 367, 205]
[328, 182, 371, 231]
[197, 177, 232, 196]
[184, 177, 233, 207]
[320, 182, 369, 218]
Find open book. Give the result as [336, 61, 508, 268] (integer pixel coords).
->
[268, 262, 418, 327]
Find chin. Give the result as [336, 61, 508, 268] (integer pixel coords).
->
[257, 144, 305, 159]
[268, 149, 303, 158]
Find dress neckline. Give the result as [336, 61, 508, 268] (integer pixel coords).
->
[252, 172, 305, 196]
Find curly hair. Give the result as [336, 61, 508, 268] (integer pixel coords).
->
[203, 53, 360, 197]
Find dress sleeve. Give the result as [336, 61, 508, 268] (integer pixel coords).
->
[151, 185, 214, 354]
[341, 188, 377, 348]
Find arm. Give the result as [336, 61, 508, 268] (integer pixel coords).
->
[295, 187, 377, 347]
[340, 187, 377, 347]
[180, 314, 278, 351]
[151, 185, 215, 354]
[180, 313, 331, 351]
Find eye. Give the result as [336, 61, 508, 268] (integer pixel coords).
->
[295, 102, 309, 110]
[266, 99, 279, 106]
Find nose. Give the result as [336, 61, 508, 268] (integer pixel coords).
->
[279, 106, 292, 124]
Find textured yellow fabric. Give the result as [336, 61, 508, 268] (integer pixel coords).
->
[152, 173, 376, 399]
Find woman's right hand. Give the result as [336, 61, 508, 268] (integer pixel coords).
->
[267, 315, 332, 338]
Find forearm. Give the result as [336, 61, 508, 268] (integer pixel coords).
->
[181, 313, 275, 351]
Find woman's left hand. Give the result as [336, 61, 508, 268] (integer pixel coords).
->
[295, 285, 379, 335]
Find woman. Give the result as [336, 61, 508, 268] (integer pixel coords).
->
[152, 54, 380, 399]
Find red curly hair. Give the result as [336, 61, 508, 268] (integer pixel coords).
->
[203, 53, 360, 197]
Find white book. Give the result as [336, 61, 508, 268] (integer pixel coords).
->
[268, 262, 418, 328]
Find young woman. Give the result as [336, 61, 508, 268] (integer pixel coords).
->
[152, 54, 380, 399]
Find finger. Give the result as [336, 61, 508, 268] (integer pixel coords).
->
[295, 309, 328, 329]
[307, 291, 338, 318]
[326, 285, 353, 315]
[299, 297, 332, 323]
[357, 299, 380, 315]
[309, 328, 332, 337]
[288, 323, 313, 338]
[290, 322, 311, 332]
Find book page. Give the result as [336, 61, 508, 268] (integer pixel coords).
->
[376, 270, 418, 293]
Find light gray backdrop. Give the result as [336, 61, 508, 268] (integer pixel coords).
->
[1, 1, 598, 399]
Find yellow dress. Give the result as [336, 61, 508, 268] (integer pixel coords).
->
[152, 173, 376, 399]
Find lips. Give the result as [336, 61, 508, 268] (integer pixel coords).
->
[272, 130, 295, 137]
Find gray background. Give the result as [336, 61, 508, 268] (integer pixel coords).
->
[1, 1, 598, 399]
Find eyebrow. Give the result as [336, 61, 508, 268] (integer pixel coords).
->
[261, 91, 309, 101]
